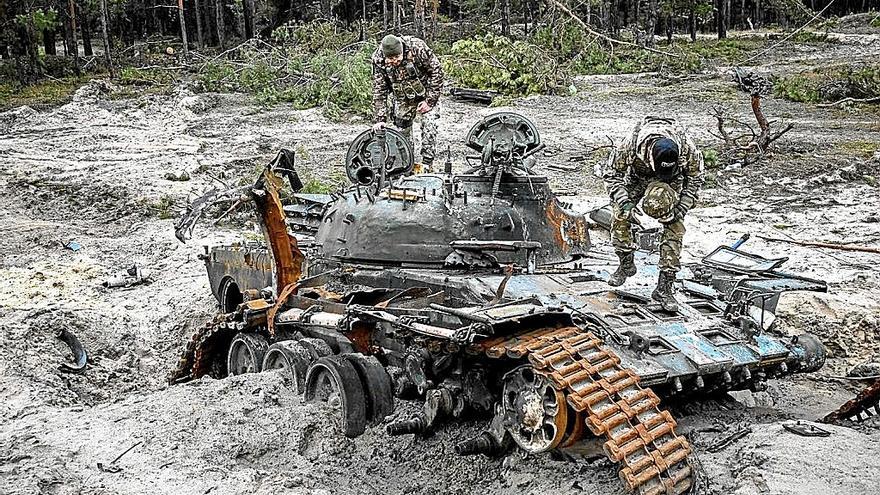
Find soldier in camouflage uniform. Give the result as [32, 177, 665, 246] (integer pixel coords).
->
[603, 116, 705, 311]
[371, 34, 444, 170]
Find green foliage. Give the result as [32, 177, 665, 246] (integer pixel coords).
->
[144, 194, 176, 219]
[0, 77, 85, 110]
[444, 34, 566, 95]
[119, 67, 178, 86]
[703, 148, 719, 169]
[300, 169, 346, 193]
[441, 26, 771, 97]
[197, 23, 372, 118]
[775, 65, 880, 103]
[15, 9, 59, 33]
[872, 14, 880, 28]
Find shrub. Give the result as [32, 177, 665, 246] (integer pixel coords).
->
[775, 65, 880, 103]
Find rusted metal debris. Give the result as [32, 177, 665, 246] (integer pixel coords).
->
[169, 112, 831, 495]
[823, 378, 880, 424]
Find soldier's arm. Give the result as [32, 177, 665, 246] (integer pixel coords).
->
[414, 40, 444, 107]
[603, 140, 633, 206]
[371, 54, 390, 123]
[678, 141, 705, 212]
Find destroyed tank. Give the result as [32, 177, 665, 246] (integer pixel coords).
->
[171, 112, 828, 495]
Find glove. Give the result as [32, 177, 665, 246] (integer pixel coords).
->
[671, 203, 688, 222]
[619, 200, 635, 220]
[372, 121, 386, 132]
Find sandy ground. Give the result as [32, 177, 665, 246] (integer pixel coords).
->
[2, 27, 880, 495]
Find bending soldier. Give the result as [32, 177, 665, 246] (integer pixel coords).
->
[371, 34, 444, 170]
[603, 116, 705, 312]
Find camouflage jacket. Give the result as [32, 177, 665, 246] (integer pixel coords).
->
[604, 116, 705, 212]
[371, 36, 444, 123]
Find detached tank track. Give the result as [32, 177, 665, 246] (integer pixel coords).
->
[823, 378, 880, 424]
[484, 326, 693, 495]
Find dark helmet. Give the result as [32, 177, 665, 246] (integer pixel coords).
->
[651, 138, 680, 179]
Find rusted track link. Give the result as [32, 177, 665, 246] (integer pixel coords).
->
[823, 378, 880, 424]
[485, 326, 693, 495]
[168, 316, 238, 383]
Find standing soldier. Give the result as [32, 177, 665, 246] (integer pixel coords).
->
[603, 116, 705, 312]
[371, 34, 444, 171]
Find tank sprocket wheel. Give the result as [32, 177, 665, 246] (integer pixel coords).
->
[304, 355, 368, 438]
[227, 333, 270, 376]
[262, 341, 312, 394]
[298, 337, 334, 360]
[501, 365, 569, 453]
[341, 353, 395, 425]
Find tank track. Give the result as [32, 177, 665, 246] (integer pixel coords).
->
[167, 315, 235, 384]
[823, 378, 880, 424]
[484, 326, 694, 495]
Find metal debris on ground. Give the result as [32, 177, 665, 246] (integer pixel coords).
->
[56, 328, 88, 373]
[706, 426, 752, 453]
[449, 87, 499, 105]
[97, 441, 143, 473]
[103, 265, 153, 288]
[64, 240, 82, 251]
[782, 421, 831, 437]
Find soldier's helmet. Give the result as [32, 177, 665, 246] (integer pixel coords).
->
[642, 181, 678, 222]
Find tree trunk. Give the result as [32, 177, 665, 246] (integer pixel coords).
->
[215, 0, 225, 47]
[360, 0, 366, 41]
[724, 0, 731, 32]
[755, 0, 762, 28]
[501, 0, 510, 36]
[393, 0, 400, 30]
[243, 0, 255, 39]
[716, 0, 728, 39]
[99, 0, 114, 77]
[80, 6, 93, 57]
[178, 0, 189, 58]
[43, 29, 57, 55]
[666, 13, 672, 43]
[646, 0, 658, 47]
[69, 0, 81, 75]
[414, 0, 423, 37]
[194, 0, 205, 48]
[688, 8, 696, 41]
[382, 0, 388, 34]
[741, 0, 747, 29]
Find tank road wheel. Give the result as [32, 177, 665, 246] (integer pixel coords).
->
[502, 365, 569, 453]
[304, 356, 368, 438]
[298, 337, 334, 360]
[342, 354, 395, 425]
[227, 333, 269, 376]
[262, 341, 312, 394]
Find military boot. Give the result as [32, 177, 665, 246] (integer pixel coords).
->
[652, 270, 679, 312]
[607, 252, 636, 287]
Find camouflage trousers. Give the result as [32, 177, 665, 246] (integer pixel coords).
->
[611, 180, 686, 273]
[392, 99, 440, 167]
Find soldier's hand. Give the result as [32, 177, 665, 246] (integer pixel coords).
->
[417, 101, 432, 114]
[672, 204, 687, 222]
[372, 122, 386, 132]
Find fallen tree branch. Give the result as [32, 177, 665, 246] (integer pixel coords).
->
[757, 235, 880, 254]
[817, 96, 880, 107]
[544, 0, 680, 58]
